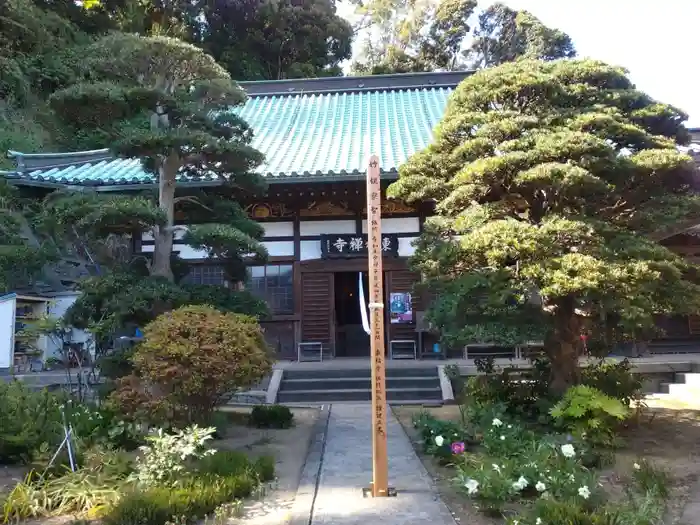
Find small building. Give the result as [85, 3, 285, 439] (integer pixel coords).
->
[1, 71, 469, 362]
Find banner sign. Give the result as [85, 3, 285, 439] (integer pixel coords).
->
[389, 292, 413, 324]
[320, 234, 399, 258]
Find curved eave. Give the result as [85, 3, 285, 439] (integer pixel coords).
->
[3, 168, 400, 192]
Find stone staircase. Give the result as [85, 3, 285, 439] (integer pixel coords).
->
[646, 372, 700, 409]
[276, 366, 443, 405]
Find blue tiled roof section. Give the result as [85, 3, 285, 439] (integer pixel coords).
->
[237, 87, 451, 179]
[30, 158, 154, 186]
[3, 86, 454, 186]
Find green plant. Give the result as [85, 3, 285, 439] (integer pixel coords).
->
[196, 450, 275, 483]
[581, 359, 644, 408]
[130, 426, 216, 487]
[254, 456, 276, 482]
[0, 381, 62, 464]
[249, 405, 294, 429]
[550, 386, 630, 448]
[412, 411, 473, 464]
[465, 359, 556, 425]
[44, 356, 64, 369]
[105, 473, 256, 525]
[109, 306, 273, 426]
[2, 469, 124, 522]
[631, 460, 671, 500]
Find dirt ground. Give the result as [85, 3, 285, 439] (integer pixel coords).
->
[216, 406, 320, 525]
[393, 405, 700, 525]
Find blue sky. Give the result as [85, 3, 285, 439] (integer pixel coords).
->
[338, 0, 700, 127]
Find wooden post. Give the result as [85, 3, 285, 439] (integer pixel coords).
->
[366, 155, 389, 497]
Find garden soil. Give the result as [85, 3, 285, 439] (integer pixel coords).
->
[393, 405, 700, 525]
[216, 406, 321, 525]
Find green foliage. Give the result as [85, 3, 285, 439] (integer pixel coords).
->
[64, 272, 268, 339]
[550, 386, 630, 447]
[0, 382, 61, 464]
[2, 460, 126, 522]
[130, 426, 216, 487]
[198, 0, 352, 81]
[104, 474, 256, 525]
[412, 410, 472, 464]
[109, 305, 273, 426]
[388, 58, 700, 392]
[581, 360, 644, 407]
[352, 0, 575, 74]
[465, 358, 556, 425]
[0, 180, 56, 292]
[196, 450, 275, 483]
[466, 3, 576, 68]
[249, 405, 294, 429]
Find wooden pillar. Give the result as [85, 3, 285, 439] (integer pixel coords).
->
[366, 155, 389, 497]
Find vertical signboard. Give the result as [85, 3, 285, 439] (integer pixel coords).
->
[366, 155, 389, 497]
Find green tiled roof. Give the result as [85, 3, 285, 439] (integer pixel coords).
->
[2, 72, 468, 187]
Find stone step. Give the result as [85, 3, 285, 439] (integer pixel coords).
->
[279, 376, 440, 392]
[665, 382, 700, 397]
[675, 372, 700, 386]
[283, 366, 438, 380]
[277, 387, 443, 404]
[645, 392, 700, 409]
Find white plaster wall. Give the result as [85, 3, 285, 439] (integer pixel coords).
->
[173, 245, 209, 259]
[300, 220, 356, 236]
[263, 241, 295, 257]
[300, 240, 322, 261]
[262, 222, 294, 237]
[43, 294, 93, 359]
[0, 295, 16, 370]
[398, 237, 418, 257]
[362, 217, 420, 234]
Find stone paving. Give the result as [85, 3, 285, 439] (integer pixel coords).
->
[310, 404, 457, 525]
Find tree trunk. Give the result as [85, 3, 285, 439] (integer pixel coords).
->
[545, 298, 582, 395]
[150, 152, 180, 281]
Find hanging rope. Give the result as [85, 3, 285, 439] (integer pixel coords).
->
[359, 272, 371, 335]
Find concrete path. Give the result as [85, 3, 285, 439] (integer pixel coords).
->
[309, 404, 457, 525]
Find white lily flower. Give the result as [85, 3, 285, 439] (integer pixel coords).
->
[535, 481, 546, 492]
[560, 444, 576, 458]
[435, 435, 445, 447]
[492, 418, 503, 427]
[464, 478, 479, 495]
[578, 486, 591, 499]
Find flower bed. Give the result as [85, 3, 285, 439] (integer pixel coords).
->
[1, 425, 275, 525]
[412, 404, 671, 524]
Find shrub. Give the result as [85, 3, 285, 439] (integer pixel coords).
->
[109, 305, 273, 426]
[130, 426, 216, 487]
[254, 456, 276, 482]
[196, 450, 253, 477]
[62, 399, 143, 451]
[465, 358, 555, 425]
[105, 473, 256, 525]
[249, 405, 294, 429]
[0, 381, 62, 464]
[196, 450, 275, 482]
[550, 385, 630, 448]
[581, 359, 644, 407]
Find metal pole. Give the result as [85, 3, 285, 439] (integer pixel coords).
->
[365, 155, 389, 497]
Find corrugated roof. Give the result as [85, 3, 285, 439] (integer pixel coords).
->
[2, 72, 466, 187]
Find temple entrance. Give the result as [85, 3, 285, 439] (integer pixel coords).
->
[334, 271, 371, 357]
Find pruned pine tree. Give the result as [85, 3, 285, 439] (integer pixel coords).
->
[388, 59, 700, 392]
